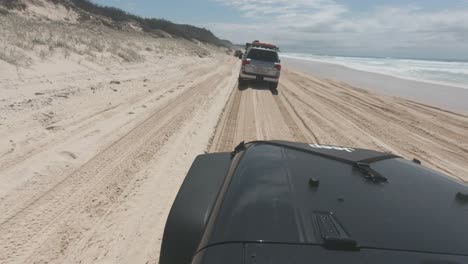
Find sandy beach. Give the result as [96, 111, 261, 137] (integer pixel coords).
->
[283, 57, 468, 113]
[1, 2, 468, 263]
[2, 52, 468, 263]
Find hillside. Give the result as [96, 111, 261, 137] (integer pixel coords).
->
[0, 0, 234, 75]
[0, 0, 229, 46]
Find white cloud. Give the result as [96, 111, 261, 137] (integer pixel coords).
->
[211, 0, 468, 59]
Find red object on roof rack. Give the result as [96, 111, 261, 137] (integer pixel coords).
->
[250, 41, 280, 51]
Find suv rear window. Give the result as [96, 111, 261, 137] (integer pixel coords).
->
[247, 49, 279, 62]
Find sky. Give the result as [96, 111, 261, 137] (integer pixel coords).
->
[91, 0, 468, 60]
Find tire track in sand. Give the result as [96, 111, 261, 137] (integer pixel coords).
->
[273, 89, 309, 143]
[275, 85, 320, 143]
[0, 66, 231, 264]
[209, 86, 243, 152]
[211, 81, 320, 151]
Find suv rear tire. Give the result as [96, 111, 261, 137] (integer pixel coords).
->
[238, 77, 248, 90]
[270, 82, 278, 90]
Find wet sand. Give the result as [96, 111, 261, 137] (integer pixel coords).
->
[282, 57, 468, 113]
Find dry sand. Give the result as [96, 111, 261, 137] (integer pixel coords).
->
[1, 6, 468, 263]
[0, 54, 238, 263]
[1, 55, 468, 263]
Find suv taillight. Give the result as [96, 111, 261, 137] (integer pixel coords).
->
[274, 64, 281, 71]
[242, 59, 250, 66]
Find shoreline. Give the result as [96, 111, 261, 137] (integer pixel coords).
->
[282, 57, 468, 113]
[282, 55, 468, 90]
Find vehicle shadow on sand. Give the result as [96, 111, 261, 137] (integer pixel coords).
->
[238, 81, 278, 95]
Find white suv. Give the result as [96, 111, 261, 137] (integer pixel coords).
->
[238, 47, 281, 89]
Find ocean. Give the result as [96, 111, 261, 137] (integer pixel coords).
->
[281, 53, 468, 89]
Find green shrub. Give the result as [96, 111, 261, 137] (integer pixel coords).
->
[69, 0, 227, 46]
[0, 0, 27, 10]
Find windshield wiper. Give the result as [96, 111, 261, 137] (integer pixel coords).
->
[353, 162, 388, 183]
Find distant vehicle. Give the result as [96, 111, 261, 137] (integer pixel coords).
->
[160, 140, 468, 264]
[238, 45, 281, 89]
[234, 50, 243, 58]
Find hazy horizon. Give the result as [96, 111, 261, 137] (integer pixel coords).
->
[280, 51, 468, 62]
[91, 0, 468, 61]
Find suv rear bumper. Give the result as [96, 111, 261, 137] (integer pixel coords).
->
[240, 72, 279, 83]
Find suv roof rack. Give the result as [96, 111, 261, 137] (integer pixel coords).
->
[246, 41, 280, 52]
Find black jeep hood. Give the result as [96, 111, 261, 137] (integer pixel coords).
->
[199, 141, 468, 256]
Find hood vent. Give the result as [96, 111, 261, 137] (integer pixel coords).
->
[315, 212, 359, 251]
